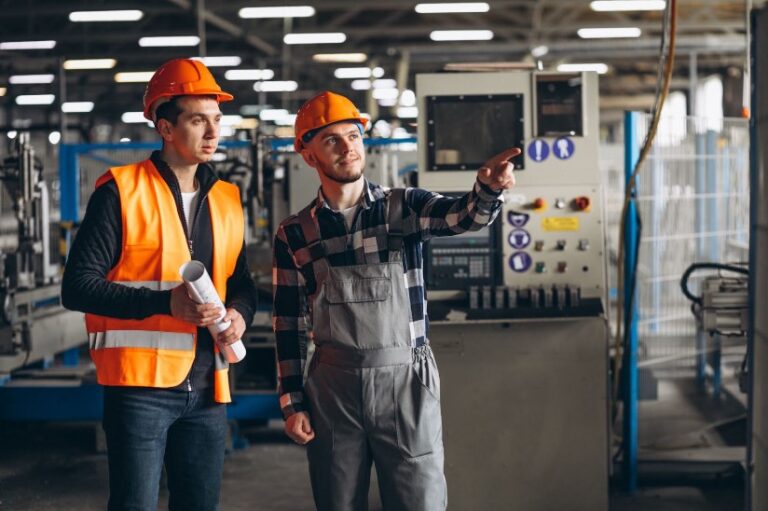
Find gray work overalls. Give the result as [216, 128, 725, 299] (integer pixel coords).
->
[296, 189, 447, 511]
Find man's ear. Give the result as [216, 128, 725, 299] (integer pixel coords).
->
[156, 119, 173, 142]
[300, 147, 318, 169]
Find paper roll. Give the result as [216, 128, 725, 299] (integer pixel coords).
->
[180, 260, 246, 363]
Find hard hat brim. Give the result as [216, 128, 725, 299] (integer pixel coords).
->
[143, 90, 235, 121]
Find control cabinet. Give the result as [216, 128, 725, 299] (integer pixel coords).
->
[417, 70, 609, 511]
[417, 71, 606, 313]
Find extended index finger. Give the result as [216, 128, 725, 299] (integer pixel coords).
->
[483, 147, 522, 170]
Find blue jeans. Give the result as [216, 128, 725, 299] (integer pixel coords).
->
[102, 386, 227, 511]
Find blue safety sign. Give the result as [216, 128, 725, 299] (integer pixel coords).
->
[553, 137, 575, 160]
[527, 139, 550, 162]
[507, 210, 530, 228]
[509, 252, 533, 272]
[508, 229, 531, 249]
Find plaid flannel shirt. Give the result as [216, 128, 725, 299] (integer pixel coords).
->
[272, 178, 504, 418]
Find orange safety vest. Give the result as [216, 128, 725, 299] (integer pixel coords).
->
[85, 159, 244, 403]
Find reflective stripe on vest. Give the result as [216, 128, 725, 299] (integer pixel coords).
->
[89, 331, 195, 351]
[113, 280, 180, 291]
[85, 159, 244, 403]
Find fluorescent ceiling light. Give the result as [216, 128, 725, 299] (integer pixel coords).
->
[239, 6, 315, 18]
[313, 53, 368, 63]
[335, 67, 373, 79]
[415, 2, 489, 13]
[121, 112, 150, 123]
[191, 56, 242, 67]
[377, 98, 397, 107]
[373, 88, 399, 101]
[557, 63, 609, 74]
[259, 109, 289, 121]
[351, 80, 372, 91]
[253, 80, 299, 92]
[373, 79, 397, 89]
[397, 106, 418, 119]
[221, 115, 244, 126]
[0, 87, 6, 97]
[62, 101, 95, 113]
[225, 69, 275, 81]
[400, 89, 416, 106]
[120, 137, 131, 142]
[69, 10, 144, 22]
[0, 40, 56, 50]
[274, 114, 297, 126]
[115, 72, 154, 83]
[531, 45, 549, 58]
[9, 74, 55, 84]
[63, 58, 117, 70]
[15, 94, 56, 106]
[335, 67, 384, 79]
[139, 36, 200, 47]
[577, 27, 641, 38]
[284, 33, 346, 45]
[590, 1, 665, 11]
[430, 30, 493, 41]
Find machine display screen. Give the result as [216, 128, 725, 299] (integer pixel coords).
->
[535, 73, 584, 136]
[424, 214, 501, 291]
[426, 94, 525, 172]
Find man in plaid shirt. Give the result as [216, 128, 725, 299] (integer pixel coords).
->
[272, 91, 519, 510]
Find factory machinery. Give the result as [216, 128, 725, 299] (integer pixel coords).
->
[416, 71, 610, 510]
[0, 134, 86, 379]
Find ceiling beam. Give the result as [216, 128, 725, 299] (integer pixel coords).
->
[164, 0, 277, 56]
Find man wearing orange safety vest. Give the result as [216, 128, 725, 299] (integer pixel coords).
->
[62, 58, 257, 511]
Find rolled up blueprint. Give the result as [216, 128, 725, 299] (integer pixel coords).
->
[179, 260, 246, 363]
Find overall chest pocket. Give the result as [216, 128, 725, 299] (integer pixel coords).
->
[324, 275, 394, 347]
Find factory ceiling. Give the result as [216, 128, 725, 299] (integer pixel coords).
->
[0, 0, 761, 141]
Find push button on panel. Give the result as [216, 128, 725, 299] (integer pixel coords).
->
[573, 196, 591, 212]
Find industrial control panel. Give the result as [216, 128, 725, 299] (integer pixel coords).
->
[417, 71, 606, 314]
[418, 71, 610, 511]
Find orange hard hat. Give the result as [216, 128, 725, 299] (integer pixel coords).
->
[143, 58, 234, 120]
[294, 91, 368, 152]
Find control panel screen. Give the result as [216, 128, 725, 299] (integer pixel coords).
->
[535, 73, 584, 137]
[426, 94, 525, 172]
[424, 218, 500, 291]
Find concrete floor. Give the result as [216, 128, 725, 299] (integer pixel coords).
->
[0, 378, 746, 510]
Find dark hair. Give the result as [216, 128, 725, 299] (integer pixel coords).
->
[154, 97, 184, 125]
[155, 94, 218, 125]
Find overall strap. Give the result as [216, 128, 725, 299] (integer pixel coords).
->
[387, 188, 405, 255]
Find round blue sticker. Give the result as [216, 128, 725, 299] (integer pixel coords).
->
[509, 252, 533, 272]
[553, 137, 575, 160]
[507, 210, 530, 228]
[508, 229, 531, 249]
[527, 139, 550, 162]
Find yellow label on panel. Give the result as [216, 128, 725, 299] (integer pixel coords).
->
[542, 217, 580, 231]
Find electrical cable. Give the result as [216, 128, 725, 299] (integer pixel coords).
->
[611, 0, 679, 420]
[680, 262, 749, 305]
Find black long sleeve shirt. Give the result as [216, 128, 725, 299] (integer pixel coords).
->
[62, 151, 257, 391]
